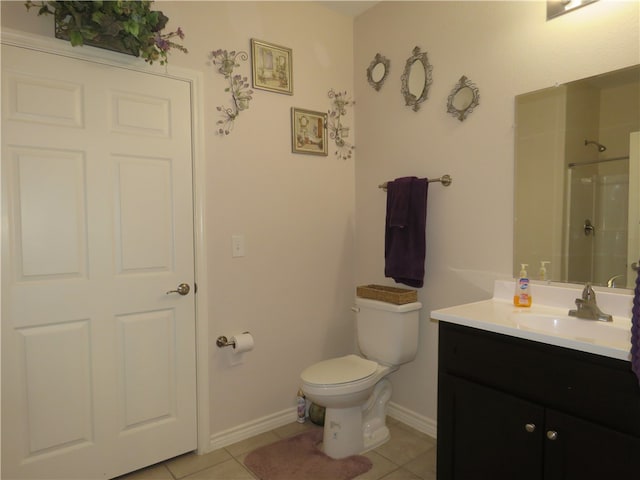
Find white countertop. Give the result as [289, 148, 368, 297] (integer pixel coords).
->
[430, 280, 634, 361]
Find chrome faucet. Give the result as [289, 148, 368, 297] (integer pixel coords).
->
[568, 283, 612, 322]
[606, 274, 624, 288]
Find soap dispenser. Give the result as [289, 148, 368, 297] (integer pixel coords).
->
[539, 261, 550, 281]
[514, 263, 532, 307]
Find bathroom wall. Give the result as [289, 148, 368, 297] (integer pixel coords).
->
[515, 86, 567, 282]
[1, 1, 356, 440]
[565, 77, 639, 287]
[2, 0, 639, 447]
[354, 1, 639, 424]
[596, 79, 640, 287]
[600, 79, 640, 158]
[565, 84, 600, 284]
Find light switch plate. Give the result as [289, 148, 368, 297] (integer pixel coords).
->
[232, 234, 245, 257]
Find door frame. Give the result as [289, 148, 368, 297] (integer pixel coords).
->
[1, 29, 211, 455]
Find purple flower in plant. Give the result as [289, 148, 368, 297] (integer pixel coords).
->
[176, 27, 185, 40]
[155, 35, 170, 52]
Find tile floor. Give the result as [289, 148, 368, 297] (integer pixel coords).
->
[115, 417, 437, 480]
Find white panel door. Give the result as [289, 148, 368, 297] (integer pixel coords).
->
[2, 45, 197, 479]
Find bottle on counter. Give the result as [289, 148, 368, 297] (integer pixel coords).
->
[514, 263, 532, 307]
[539, 261, 550, 281]
[296, 389, 306, 423]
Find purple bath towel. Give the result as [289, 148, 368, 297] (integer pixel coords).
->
[632, 260, 640, 386]
[384, 177, 428, 288]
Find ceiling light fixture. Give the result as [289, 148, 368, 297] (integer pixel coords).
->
[547, 0, 599, 20]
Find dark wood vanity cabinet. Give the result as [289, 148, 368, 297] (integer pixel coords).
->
[437, 322, 640, 480]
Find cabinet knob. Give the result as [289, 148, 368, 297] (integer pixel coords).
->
[524, 423, 536, 433]
[546, 430, 558, 441]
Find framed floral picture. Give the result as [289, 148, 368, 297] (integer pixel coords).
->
[250, 39, 293, 95]
[291, 108, 328, 156]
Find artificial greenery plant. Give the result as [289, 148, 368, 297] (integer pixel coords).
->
[25, 1, 187, 65]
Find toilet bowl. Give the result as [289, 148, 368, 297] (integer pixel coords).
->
[300, 297, 422, 459]
[301, 354, 395, 458]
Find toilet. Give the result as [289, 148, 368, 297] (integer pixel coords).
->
[300, 297, 422, 459]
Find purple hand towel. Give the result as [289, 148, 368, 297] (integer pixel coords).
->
[631, 260, 640, 386]
[384, 177, 428, 288]
[387, 177, 414, 228]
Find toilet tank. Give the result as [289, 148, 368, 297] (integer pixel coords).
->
[354, 297, 422, 366]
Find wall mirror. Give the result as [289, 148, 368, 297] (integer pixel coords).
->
[447, 75, 480, 121]
[400, 46, 433, 112]
[366, 53, 390, 91]
[514, 64, 640, 289]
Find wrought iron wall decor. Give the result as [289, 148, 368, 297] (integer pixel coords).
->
[446, 75, 480, 122]
[366, 53, 390, 91]
[327, 89, 355, 160]
[400, 46, 433, 112]
[210, 49, 254, 135]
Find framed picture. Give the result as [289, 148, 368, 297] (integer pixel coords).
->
[250, 39, 293, 95]
[291, 108, 328, 156]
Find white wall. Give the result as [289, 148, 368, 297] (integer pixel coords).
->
[161, 1, 357, 438]
[354, 0, 639, 421]
[1, 0, 357, 440]
[2, 0, 639, 444]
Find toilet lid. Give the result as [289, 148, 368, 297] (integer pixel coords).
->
[301, 354, 378, 385]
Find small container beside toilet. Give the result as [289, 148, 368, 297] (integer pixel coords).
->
[300, 286, 421, 459]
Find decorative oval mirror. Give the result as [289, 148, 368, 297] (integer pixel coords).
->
[366, 53, 390, 91]
[446, 75, 480, 121]
[400, 46, 433, 112]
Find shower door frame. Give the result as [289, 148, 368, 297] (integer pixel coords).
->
[564, 150, 634, 288]
[628, 131, 640, 289]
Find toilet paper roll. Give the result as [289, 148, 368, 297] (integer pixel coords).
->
[230, 333, 254, 354]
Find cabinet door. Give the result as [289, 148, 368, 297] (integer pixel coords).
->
[438, 374, 544, 480]
[544, 409, 640, 480]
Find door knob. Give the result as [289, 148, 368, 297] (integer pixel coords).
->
[166, 283, 190, 296]
[546, 430, 558, 441]
[524, 423, 536, 433]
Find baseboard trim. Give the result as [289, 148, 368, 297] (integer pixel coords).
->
[208, 408, 297, 451]
[387, 402, 437, 439]
[207, 403, 436, 452]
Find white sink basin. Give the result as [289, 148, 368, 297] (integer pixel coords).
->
[510, 312, 631, 346]
[431, 281, 635, 360]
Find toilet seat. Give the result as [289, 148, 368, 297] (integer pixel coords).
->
[301, 354, 378, 386]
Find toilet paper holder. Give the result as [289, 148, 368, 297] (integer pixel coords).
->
[216, 332, 250, 348]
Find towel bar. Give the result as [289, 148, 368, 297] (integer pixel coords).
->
[378, 174, 452, 191]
